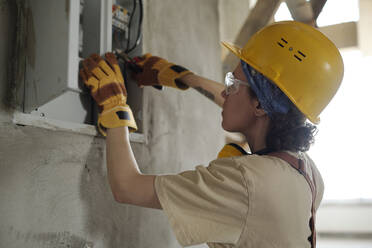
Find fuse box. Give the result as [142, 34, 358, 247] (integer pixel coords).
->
[18, 0, 144, 137]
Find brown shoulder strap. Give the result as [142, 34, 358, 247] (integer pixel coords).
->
[268, 152, 317, 248]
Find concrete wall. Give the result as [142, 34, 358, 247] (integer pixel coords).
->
[0, 0, 13, 123]
[0, 0, 227, 247]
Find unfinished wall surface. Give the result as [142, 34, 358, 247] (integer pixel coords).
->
[0, 0, 225, 247]
[0, 0, 13, 123]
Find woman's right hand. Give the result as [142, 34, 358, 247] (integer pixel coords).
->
[132, 53, 193, 90]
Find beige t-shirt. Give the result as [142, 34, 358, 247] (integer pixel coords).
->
[154, 152, 324, 248]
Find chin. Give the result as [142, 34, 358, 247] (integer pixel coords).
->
[221, 121, 234, 132]
[222, 120, 246, 133]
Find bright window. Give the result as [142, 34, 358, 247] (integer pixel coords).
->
[308, 48, 372, 200]
[274, 2, 292, 22]
[317, 0, 359, 27]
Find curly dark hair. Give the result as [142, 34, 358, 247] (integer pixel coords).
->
[248, 88, 317, 152]
[266, 105, 318, 152]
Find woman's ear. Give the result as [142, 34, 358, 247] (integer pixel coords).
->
[253, 99, 267, 117]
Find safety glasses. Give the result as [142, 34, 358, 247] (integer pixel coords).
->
[224, 72, 250, 95]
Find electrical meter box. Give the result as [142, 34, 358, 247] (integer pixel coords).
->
[20, 0, 144, 134]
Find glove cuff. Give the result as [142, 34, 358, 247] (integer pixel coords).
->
[97, 104, 137, 136]
[157, 63, 193, 90]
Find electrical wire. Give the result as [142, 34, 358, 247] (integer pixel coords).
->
[126, 0, 143, 53]
[125, 0, 136, 53]
[123, 0, 143, 53]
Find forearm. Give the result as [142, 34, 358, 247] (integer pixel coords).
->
[106, 127, 140, 199]
[180, 74, 225, 107]
[106, 127, 161, 209]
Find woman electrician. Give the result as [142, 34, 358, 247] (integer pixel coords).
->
[79, 21, 344, 247]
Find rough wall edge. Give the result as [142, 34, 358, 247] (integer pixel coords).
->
[12, 111, 146, 143]
[5, 0, 26, 111]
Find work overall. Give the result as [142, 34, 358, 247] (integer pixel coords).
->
[220, 143, 317, 248]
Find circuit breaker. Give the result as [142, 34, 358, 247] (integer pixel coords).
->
[21, 0, 144, 133]
[112, 4, 130, 36]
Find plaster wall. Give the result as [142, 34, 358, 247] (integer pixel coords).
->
[0, 0, 227, 247]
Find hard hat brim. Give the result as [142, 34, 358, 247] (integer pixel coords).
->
[221, 41, 244, 61]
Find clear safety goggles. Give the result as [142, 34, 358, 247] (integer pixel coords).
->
[224, 72, 250, 95]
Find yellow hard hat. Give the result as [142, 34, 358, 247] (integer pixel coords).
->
[222, 21, 344, 124]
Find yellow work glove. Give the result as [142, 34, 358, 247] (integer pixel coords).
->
[217, 143, 247, 158]
[79, 53, 137, 136]
[132, 53, 193, 90]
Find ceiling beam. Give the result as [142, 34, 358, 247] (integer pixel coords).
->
[311, 0, 327, 20]
[358, 0, 372, 56]
[285, 0, 314, 25]
[319, 22, 358, 49]
[222, 0, 282, 75]
[285, 0, 327, 26]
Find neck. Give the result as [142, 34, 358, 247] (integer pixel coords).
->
[243, 117, 270, 154]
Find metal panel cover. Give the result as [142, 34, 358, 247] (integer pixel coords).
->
[25, 0, 80, 112]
